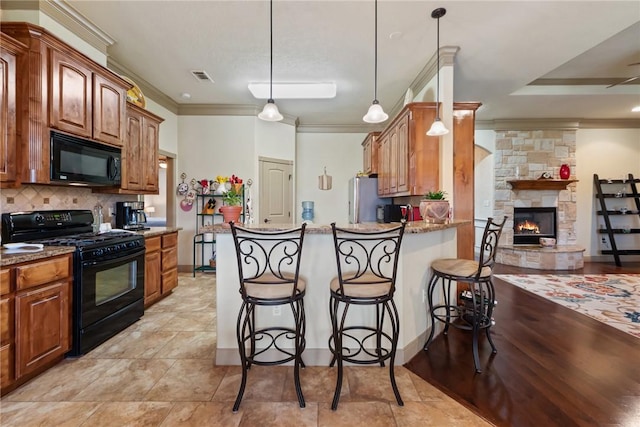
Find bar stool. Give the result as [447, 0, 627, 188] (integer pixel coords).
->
[328, 222, 406, 410]
[230, 222, 307, 412]
[423, 216, 506, 373]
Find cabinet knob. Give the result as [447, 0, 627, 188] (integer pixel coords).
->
[264, 218, 271, 223]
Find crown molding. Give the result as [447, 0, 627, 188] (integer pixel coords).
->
[106, 59, 179, 114]
[297, 123, 377, 134]
[476, 118, 640, 131]
[530, 78, 640, 86]
[6, 0, 116, 55]
[178, 104, 297, 126]
[388, 45, 459, 121]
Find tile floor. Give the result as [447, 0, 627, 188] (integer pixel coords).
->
[0, 273, 493, 426]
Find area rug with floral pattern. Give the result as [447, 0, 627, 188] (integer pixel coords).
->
[494, 274, 640, 339]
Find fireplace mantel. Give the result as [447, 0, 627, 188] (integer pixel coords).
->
[508, 179, 578, 191]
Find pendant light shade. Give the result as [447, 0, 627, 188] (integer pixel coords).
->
[363, 100, 388, 124]
[259, 0, 283, 122]
[363, 0, 388, 124]
[426, 7, 449, 136]
[258, 99, 283, 121]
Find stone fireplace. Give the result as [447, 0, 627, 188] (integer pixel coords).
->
[493, 129, 583, 269]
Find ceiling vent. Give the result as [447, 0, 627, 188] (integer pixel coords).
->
[190, 70, 214, 83]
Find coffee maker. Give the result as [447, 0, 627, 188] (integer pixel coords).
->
[115, 201, 148, 230]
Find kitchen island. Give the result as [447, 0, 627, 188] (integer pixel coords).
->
[207, 220, 469, 366]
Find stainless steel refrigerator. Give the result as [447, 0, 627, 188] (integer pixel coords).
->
[348, 176, 387, 223]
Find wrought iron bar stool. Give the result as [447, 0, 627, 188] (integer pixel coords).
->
[423, 216, 506, 373]
[230, 222, 307, 412]
[328, 222, 406, 410]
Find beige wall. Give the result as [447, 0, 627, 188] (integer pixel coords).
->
[296, 133, 366, 225]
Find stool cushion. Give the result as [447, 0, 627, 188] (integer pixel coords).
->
[431, 258, 492, 278]
[330, 273, 392, 298]
[244, 273, 306, 299]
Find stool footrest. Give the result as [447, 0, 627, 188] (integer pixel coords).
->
[329, 325, 394, 364]
[240, 327, 305, 365]
[431, 304, 494, 330]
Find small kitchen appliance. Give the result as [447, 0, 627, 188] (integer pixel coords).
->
[116, 201, 149, 230]
[1, 210, 145, 356]
[377, 204, 404, 223]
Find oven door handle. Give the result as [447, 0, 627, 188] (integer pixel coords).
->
[82, 247, 145, 266]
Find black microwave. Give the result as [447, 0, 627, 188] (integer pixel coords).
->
[50, 131, 121, 186]
[377, 204, 403, 223]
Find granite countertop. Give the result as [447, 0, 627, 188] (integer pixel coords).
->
[136, 226, 182, 238]
[0, 246, 76, 267]
[1, 227, 182, 267]
[202, 220, 470, 235]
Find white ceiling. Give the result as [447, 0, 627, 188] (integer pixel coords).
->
[64, 0, 640, 127]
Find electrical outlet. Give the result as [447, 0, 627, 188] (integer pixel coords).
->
[272, 306, 281, 316]
[422, 289, 427, 303]
[601, 237, 610, 249]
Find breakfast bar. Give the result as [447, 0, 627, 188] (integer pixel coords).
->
[208, 220, 469, 366]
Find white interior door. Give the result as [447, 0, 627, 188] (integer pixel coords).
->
[259, 158, 293, 224]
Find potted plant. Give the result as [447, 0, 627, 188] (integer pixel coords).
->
[419, 190, 450, 224]
[219, 186, 243, 223]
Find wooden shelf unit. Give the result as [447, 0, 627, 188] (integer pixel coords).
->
[593, 173, 640, 266]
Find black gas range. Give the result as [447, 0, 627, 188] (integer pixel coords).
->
[1, 210, 146, 356]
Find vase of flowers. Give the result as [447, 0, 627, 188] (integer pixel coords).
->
[419, 190, 450, 224]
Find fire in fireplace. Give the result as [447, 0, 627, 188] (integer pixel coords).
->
[513, 207, 557, 245]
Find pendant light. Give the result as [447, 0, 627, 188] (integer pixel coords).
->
[258, 0, 283, 122]
[426, 7, 449, 136]
[363, 0, 388, 124]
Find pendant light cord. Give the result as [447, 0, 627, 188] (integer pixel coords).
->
[435, 12, 440, 119]
[269, 0, 273, 101]
[374, 0, 378, 101]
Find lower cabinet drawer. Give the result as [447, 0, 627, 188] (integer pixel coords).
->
[161, 246, 178, 270]
[15, 256, 71, 291]
[0, 269, 11, 295]
[161, 268, 178, 294]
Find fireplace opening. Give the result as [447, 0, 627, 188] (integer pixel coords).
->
[513, 207, 557, 245]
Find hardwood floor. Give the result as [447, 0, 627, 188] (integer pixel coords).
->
[405, 262, 640, 427]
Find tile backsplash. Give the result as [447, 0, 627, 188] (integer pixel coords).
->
[1, 185, 137, 224]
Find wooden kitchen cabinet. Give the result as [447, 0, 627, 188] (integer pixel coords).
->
[144, 236, 162, 307]
[1, 22, 130, 185]
[50, 43, 127, 147]
[378, 133, 390, 195]
[122, 103, 163, 193]
[144, 232, 179, 308]
[161, 232, 179, 294]
[1, 254, 72, 396]
[0, 34, 26, 188]
[1, 269, 14, 389]
[362, 132, 380, 174]
[378, 107, 410, 196]
[375, 102, 479, 203]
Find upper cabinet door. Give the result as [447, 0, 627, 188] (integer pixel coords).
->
[123, 110, 144, 190]
[93, 72, 126, 147]
[50, 50, 92, 138]
[142, 117, 160, 192]
[396, 113, 410, 193]
[0, 43, 18, 186]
